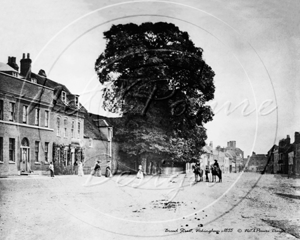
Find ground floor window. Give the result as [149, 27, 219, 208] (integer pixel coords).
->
[9, 138, 15, 162]
[45, 142, 49, 162]
[35, 141, 39, 162]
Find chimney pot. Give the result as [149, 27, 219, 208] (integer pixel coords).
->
[27, 53, 30, 59]
[23, 53, 25, 59]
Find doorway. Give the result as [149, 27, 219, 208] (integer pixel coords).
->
[21, 138, 30, 173]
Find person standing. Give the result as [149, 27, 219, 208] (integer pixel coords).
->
[136, 165, 144, 179]
[192, 162, 201, 182]
[73, 160, 78, 175]
[49, 162, 54, 178]
[91, 160, 101, 177]
[205, 165, 210, 182]
[78, 160, 84, 177]
[213, 160, 220, 169]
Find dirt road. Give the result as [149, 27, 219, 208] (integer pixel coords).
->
[0, 172, 299, 240]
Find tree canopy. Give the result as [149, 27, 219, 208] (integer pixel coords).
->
[95, 22, 215, 161]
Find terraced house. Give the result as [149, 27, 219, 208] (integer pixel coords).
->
[0, 53, 113, 177]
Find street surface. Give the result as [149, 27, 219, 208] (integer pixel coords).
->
[0, 172, 299, 240]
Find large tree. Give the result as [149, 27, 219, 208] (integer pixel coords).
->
[95, 22, 215, 161]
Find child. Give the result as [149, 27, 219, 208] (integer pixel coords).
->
[49, 162, 54, 178]
[136, 165, 144, 179]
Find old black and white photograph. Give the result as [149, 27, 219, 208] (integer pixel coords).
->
[0, 1, 299, 239]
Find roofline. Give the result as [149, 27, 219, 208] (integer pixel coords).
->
[0, 72, 54, 91]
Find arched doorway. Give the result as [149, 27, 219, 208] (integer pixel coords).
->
[20, 138, 30, 173]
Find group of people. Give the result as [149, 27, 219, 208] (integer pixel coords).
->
[192, 159, 221, 182]
[74, 159, 102, 177]
[48, 159, 102, 178]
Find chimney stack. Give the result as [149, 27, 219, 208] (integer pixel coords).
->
[295, 132, 300, 144]
[20, 53, 32, 79]
[286, 135, 291, 144]
[7, 56, 19, 71]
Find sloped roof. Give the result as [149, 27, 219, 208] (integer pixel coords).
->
[225, 150, 236, 158]
[213, 149, 225, 157]
[202, 145, 213, 153]
[84, 115, 108, 141]
[0, 62, 18, 72]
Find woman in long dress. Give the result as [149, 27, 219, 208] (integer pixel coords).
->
[78, 161, 84, 177]
[136, 165, 144, 179]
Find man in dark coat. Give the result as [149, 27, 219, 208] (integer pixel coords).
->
[213, 160, 220, 169]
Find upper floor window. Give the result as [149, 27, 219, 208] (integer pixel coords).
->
[35, 108, 40, 126]
[57, 117, 60, 136]
[77, 121, 81, 138]
[64, 118, 68, 138]
[45, 110, 49, 127]
[0, 137, 3, 163]
[0, 100, 3, 120]
[89, 138, 93, 148]
[71, 119, 75, 138]
[31, 78, 37, 84]
[108, 127, 113, 141]
[22, 105, 28, 124]
[9, 102, 15, 122]
[75, 96, 79, 108]
[61, 91, 67, 104]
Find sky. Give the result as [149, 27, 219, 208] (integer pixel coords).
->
[0, 0, 299, 156]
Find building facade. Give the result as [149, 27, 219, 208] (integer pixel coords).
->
[0, 53, 113, 177]
[246, 152, 268, 172]
[0, 57, 54, 176]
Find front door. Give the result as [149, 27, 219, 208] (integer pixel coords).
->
[20, 147, 30, 172]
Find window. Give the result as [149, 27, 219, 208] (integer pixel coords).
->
[71, 120, 75, 138]
[0, 100, 3, 120]
[45, 110, 49, 127]
[89, 138, 93, 148]
[75, 96, 79, 108]
[31, 78, 37, 84]
[9, 138, 15, 162]
[35, 108, 40, 126]
[78, 121, 81, 138]
[0, 137, 3, 163]
[64, 149, 68, 166]
[61, 91, 67, 104]
[22, 105, 28, 123]
[57, 117, 60, 136]
[35, 141, 39, 162]
[108, 127, 113, 141]
[45, 142, 49, 162]
[64, 118, 67, 137]
[9, 102, 15, 121]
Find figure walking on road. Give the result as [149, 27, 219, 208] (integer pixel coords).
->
[136, 165, 144, 179]
[78, 160, 84, 177]
[205, 165, 210, 182]
[49, 162, 54, 178]
[91, 160, 101, 177]
[192, 162, 203, 182]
